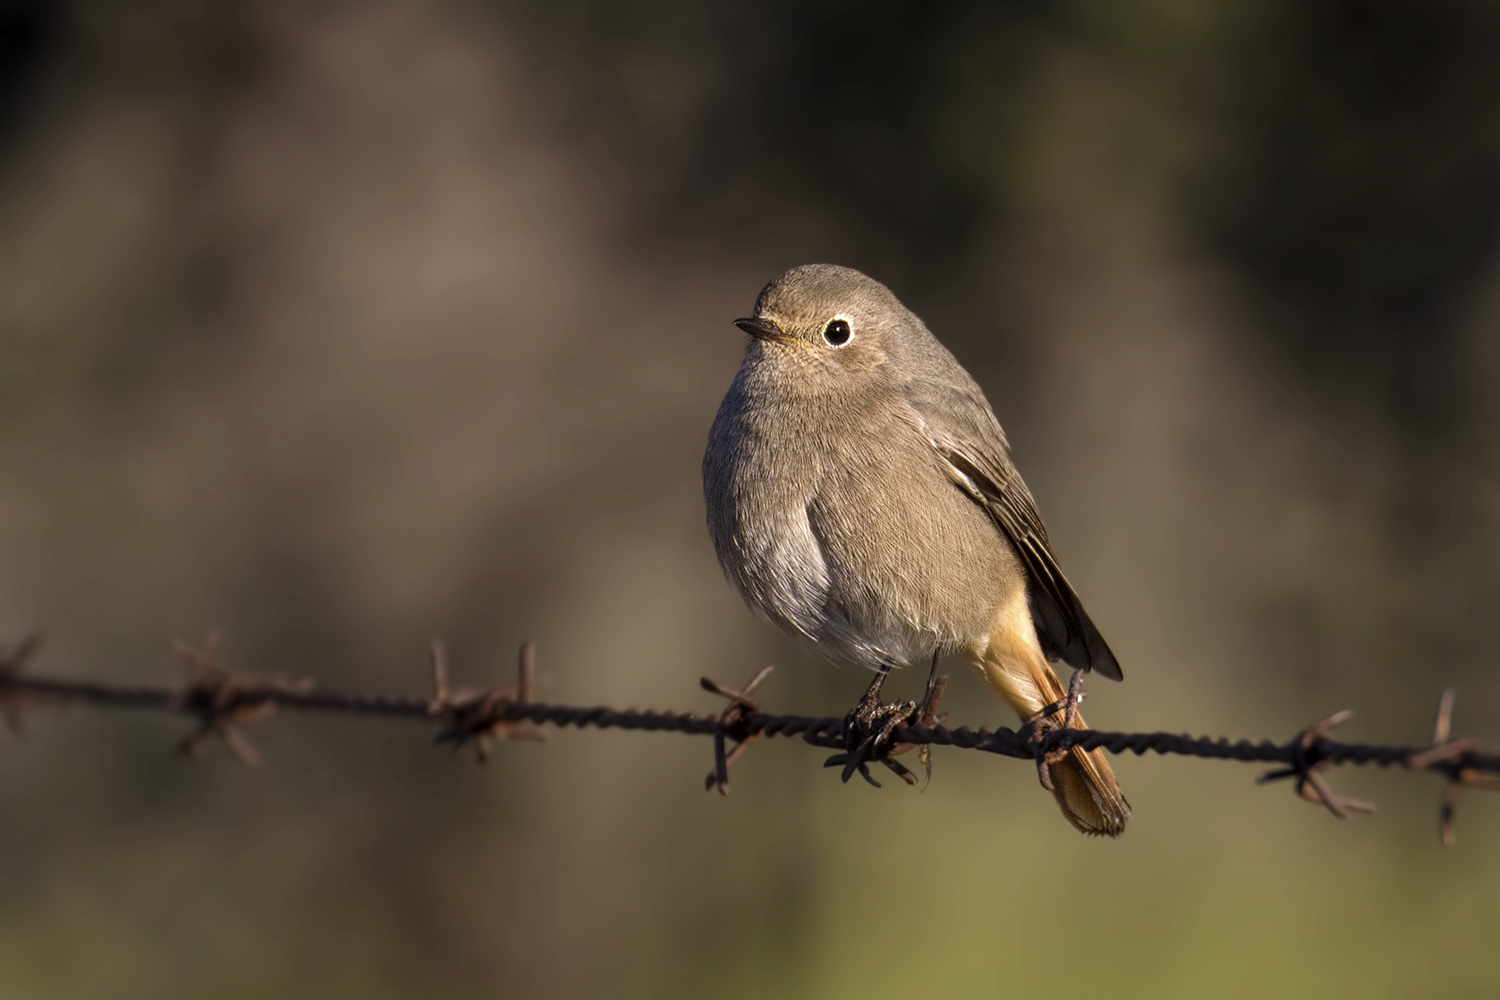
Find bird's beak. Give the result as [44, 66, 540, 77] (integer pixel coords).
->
[734, 316, 785, 342]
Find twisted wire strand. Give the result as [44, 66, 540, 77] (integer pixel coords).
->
[3, 632, 1493, 842]
[2, 670, 1496, 777]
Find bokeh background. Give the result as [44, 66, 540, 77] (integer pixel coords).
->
[2, 0, 1499, 996]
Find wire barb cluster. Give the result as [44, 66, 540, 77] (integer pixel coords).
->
[173, 631, 315, 766]
[0, 633, 1496, 844]
[700, 665, 775, 794]
[1256, 710, 1377, 819]
[1408, 689, 1500, 846]
[431, 640, 547, 760]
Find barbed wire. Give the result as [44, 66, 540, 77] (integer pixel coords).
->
[1, 632, 1496, 844]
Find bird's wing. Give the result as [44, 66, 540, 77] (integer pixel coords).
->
[903, 374, 1122, 680]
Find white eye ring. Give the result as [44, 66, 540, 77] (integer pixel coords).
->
[822, 317, 853, 347]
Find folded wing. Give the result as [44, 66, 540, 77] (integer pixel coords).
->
[904, 374, 1123, 681]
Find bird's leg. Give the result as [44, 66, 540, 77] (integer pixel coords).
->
[822, 665, 918, 788]
[917, 650, 944, 719]
[849, 666, 916, 751]
[853, 664, 893, 718]
[907, 651, 948, 782]
[1063, 665, 1087, 730]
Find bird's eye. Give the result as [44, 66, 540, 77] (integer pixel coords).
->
[822, 319, 852, 347]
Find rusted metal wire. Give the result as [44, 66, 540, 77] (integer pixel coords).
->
[0, 634, 1496, 843]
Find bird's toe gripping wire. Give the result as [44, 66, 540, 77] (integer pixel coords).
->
[814, 662, 949, 789]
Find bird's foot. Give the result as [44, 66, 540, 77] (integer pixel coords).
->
[818, 668, 921, 788]
[811, 659, 950, 789]
[1018, 670, 1098, 795]
[1025, 667, 1088, 735]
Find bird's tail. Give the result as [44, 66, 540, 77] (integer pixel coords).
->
[970, 611, 1130, 837]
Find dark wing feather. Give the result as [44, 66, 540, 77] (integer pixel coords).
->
[904, 377, 1123, 681]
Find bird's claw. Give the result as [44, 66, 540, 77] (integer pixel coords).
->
[822, 699, 920, 787]
[813, 661, 949, 789]
[820, 672, 920, 787]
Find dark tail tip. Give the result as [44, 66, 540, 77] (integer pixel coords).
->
[1052, 746, 1130, 837]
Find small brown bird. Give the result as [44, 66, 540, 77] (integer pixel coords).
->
[703, 264, 1128, 835]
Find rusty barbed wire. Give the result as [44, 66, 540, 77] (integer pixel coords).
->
[0, 633, 1496, 844]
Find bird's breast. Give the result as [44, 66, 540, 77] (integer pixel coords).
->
[704, 358, 1019, 666]
[703, 361, 832, 642]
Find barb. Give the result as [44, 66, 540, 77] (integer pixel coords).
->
[0, 633, 43, 734]
[1256, 710, 1377, 818]
[0, 634, 1496, 843]
[1407, 689, 1500, 846]
[172, 631, 315, 767]
[700, 665, 776, 795]
[431, 640, 547, 760]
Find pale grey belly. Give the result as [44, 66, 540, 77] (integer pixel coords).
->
[804, 441, 1022, 667]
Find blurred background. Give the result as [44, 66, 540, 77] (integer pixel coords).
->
[2, 0, 1499, 996]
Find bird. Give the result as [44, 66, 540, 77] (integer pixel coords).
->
[702, 263, 1128, 836]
